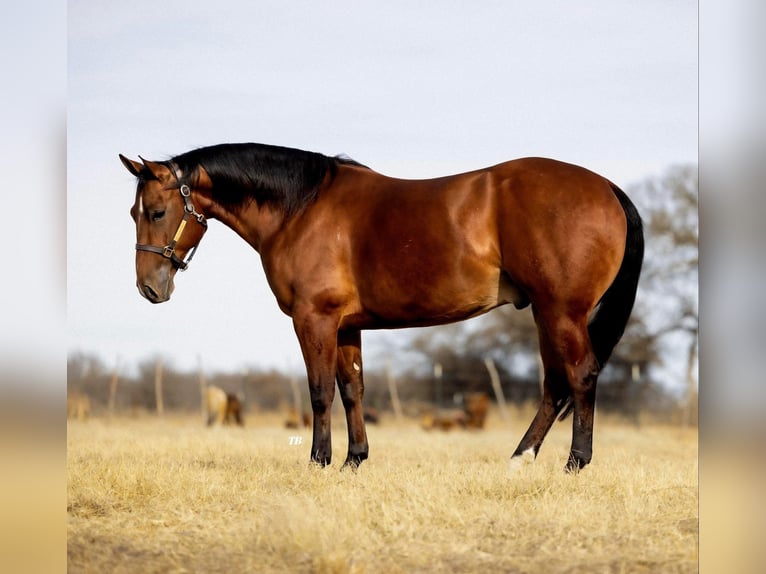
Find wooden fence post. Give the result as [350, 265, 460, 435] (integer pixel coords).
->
[154, 357, 164, 417]
[484, 356, 511, 425]
[386, 357, 403, 422]
[108, 356, 120, 417]
[433, 361, 443, 409]
[288, 371, 302, 419]
[198, 355, 207, 424]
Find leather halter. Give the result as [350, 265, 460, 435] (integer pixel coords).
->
[135, 170, 208, 271]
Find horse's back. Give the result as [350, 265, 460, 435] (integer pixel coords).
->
[280, 158, 628, 329]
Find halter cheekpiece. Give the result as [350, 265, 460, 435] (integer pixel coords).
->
[134, 175, 208, 271]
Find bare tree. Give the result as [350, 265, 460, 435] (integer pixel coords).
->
[629, 164, 698, 419]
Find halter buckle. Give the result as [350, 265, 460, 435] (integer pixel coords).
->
[162, 246, 174, 258]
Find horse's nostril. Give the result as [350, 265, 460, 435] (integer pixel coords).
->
[142, 284, 160, 302]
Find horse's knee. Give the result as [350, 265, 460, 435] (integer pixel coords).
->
[310, 392, 333, 415]
[308, 375, 334, 409]
[338, 380, 363, 411]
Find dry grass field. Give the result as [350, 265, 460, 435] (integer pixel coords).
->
[67, 410, 697, 573]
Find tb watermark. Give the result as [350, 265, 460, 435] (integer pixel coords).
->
[288, 436, 303, 446]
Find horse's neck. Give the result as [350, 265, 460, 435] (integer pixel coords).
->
[211, 200, 285, 253]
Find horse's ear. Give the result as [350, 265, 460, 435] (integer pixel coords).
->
[139, 156, 172, 182]
[119, 154, 144, 177]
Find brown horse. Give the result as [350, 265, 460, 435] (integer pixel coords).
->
[463, 392, 490, 429]
[120, 143, 643, 472]
[205, 385, 244, 427]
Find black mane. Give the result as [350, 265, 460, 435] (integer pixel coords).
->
[171, 143, 366, 216]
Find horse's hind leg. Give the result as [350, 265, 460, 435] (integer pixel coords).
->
[510, 312, 572, 469]
[511, 309, 599, 472]
[542, 310, 600, 472]
[336, 329, 369, 469]
[563, 336, 600, 473]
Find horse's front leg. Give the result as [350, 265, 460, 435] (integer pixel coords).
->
[336, 329, 369, 469]
[293, 310, 340, 467]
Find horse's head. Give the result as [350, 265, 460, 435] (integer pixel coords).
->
[120, 155, 208, 303]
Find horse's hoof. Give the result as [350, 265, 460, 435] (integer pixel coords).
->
[340, 461, 360, 472]
[508, 447, 536, 475]
[340, 453, 367, 471]
[564, 453, 589, 474]
[310, 455, 331, 468]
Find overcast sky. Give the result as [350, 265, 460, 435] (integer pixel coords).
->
[67, 1, 697, 375]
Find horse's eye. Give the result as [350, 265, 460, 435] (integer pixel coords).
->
[151, 210, 166, 222]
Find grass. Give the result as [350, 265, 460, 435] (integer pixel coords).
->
[67, 411, 698, 573]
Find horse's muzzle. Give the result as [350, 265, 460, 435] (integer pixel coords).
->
[138, 282, 171, 304]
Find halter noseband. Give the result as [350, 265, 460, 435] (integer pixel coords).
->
[135, 170, 208, 271]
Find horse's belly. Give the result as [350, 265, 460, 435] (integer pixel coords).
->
[345, 270, 528, 330]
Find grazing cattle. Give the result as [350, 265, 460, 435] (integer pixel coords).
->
[122, 143, 642, 472]
[206, 386, 244, 426]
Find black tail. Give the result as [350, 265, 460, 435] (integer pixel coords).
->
[588, 183, 645, 369]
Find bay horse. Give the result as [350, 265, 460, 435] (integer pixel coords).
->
[120, 143, 643, 472]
